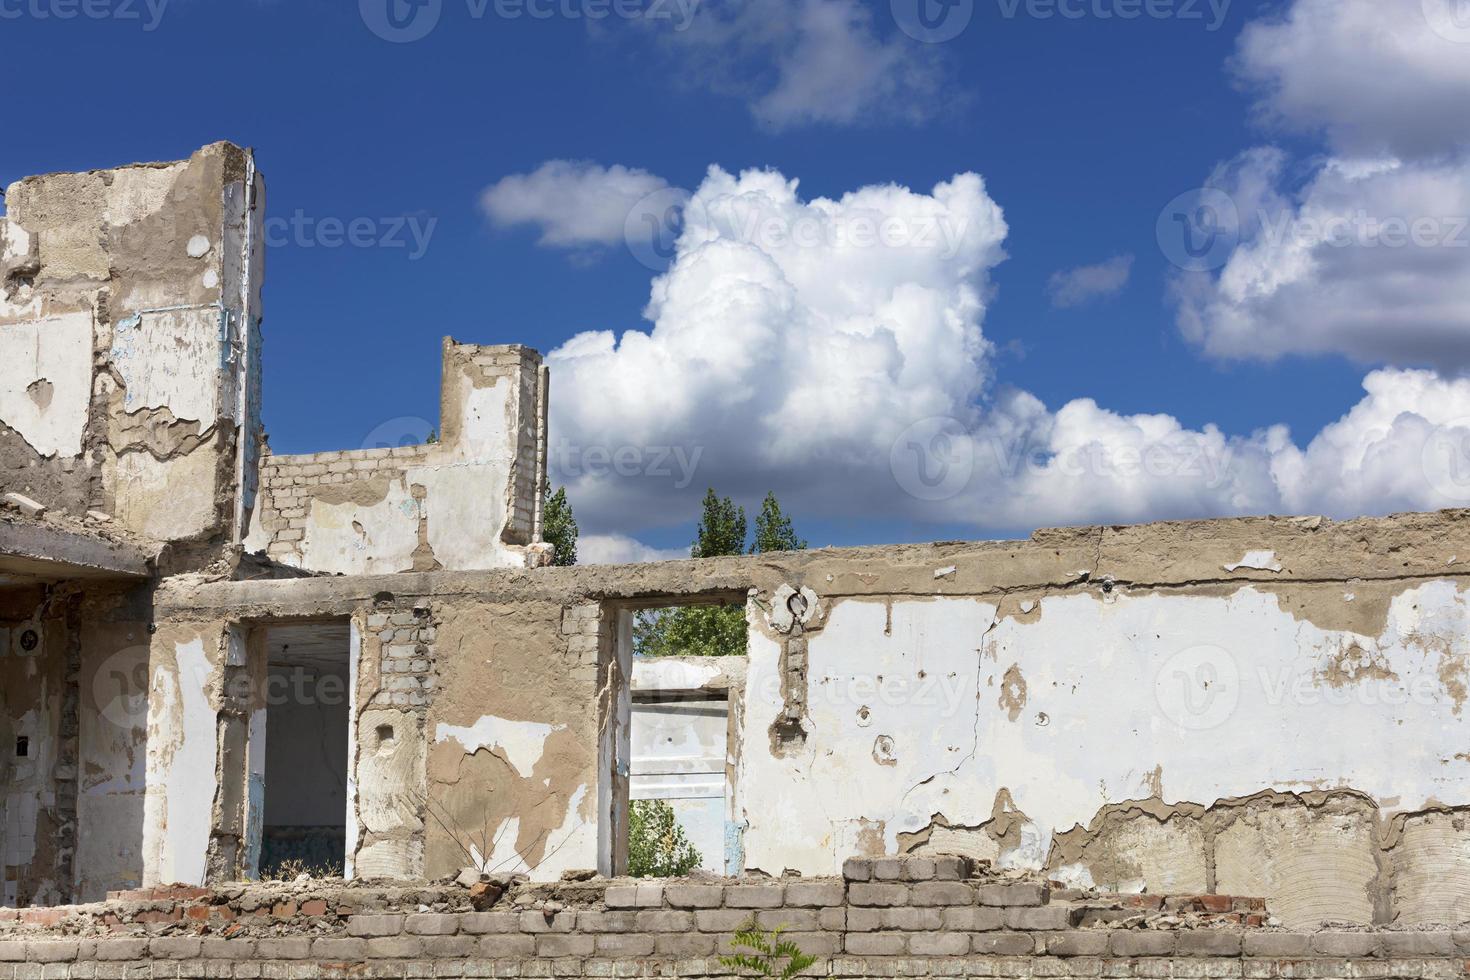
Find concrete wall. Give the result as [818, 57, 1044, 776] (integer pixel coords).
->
[243, 342, 550, 574]
[0, 143, 265, 554]
[151, 510, 1470, 927]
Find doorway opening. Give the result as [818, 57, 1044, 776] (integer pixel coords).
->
[257, 621, 351, 879]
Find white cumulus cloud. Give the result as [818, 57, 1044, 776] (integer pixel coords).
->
[1048, 254, 1134, 309]
[540, 162, 1470, 553]
[1171, 0, 1470, 371]
[481, 161, 670, 248]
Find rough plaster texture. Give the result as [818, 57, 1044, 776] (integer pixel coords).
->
[244, 342, 549, 575]
[151, 510, 1470, 925]
[0, 143, 265, 553]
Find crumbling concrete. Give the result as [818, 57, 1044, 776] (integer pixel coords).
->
[5, 145, 1470, 938]
[242, 341, 550, 574]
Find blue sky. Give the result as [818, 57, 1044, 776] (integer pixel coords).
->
[6, 0, 1470, 560]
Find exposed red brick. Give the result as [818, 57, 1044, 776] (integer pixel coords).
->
[185, 907, 211, 922]
[300, 900, 329, 917]
[273, 901, 298, 918]
[1197, 895, 1233, 913]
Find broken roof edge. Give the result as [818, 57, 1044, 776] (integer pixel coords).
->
[0, 511, 153, 583]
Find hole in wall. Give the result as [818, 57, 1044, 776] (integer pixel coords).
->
[376, 724, 395, 748]
[15, 736, 29, 758]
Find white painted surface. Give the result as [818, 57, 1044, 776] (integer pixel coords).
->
[143, 638, 217, 887]
[110, 308, 223, 424]
[300, 481, 421, 576]
[737, 584, 1470, 875]
[0, 312, 93, 458]
[435, 716, 565, 778]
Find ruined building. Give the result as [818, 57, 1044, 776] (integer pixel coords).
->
[1, 146, 1469, 978]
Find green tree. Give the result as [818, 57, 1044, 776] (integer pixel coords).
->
[543, 486, 578, 567]
[753, 492, 806, 553]
[693, 488, 747, 558]
[627, 799, 702, 878]
[635, 490, 805, 658]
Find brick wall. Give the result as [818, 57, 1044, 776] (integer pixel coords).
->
[249, 447, 432, 566]
[1, 859, 1465, 978]
[243, 341, 548, 573]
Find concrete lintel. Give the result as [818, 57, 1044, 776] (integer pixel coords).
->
[0, 515, 152, 584]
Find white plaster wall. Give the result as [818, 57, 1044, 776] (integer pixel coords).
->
[111, 446, 220, 542]
[0, 312, 93, 458]
[110, 308, 224, 424]
[737, 583, 1470, 877]
[141, 638, 218, 888]
[298, 482, 421, 576]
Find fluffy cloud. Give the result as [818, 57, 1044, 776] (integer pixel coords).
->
[481, 161, 669, 247]
[577, 534, 689, 565]
[1048, 254, 1133, 309]
[646, 0, 946, 130]
[544, 163, 1470, 547]
[1172, 149, 1470, 368]
[1171, 0, 1470, 370]
[1233, 0, 1470, 159]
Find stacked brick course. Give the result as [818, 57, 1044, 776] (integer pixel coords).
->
[1, 860, 1466, 978]
[366, 607, 439, 710]
[250, 447, 432, 565]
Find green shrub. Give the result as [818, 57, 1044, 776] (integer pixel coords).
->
[627, 799, 702, 878]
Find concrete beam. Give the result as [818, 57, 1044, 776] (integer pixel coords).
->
[0, 514, 152, 585]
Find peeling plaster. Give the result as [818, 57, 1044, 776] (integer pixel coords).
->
[435, 716, 565, 779]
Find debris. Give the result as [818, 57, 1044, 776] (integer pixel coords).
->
[2, 492, 45, 517]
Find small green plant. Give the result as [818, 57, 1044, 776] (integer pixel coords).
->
[627, 799, 702, 877]
[719, 923, 818, 979]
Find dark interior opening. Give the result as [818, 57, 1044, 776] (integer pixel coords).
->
[260, 621, 350, 878]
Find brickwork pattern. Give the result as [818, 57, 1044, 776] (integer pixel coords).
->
[2, 862, 1467, 978]
[365, 607, 439, 711]
[250, 447, 431, 565]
